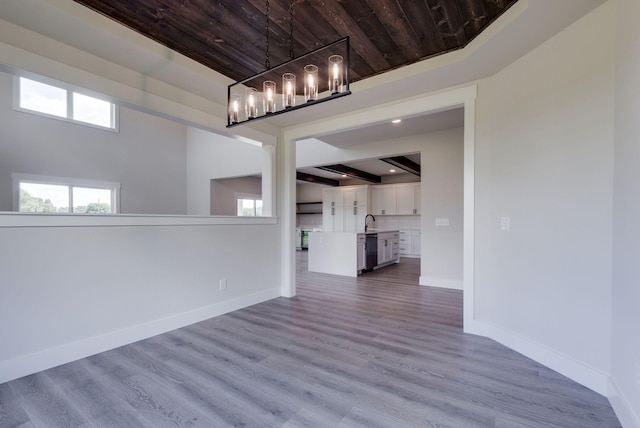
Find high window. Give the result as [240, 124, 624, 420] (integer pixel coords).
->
[13, 174, 120, 214]
[16, 76, 117, 130]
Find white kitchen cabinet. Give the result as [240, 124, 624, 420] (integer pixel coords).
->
[371, 187, 396, 215]
[397, 184, 420, 215]
[399, 231, 412, 256]
[343, 186, 368, 232]
[371, 183, 420, 216]
[357, 234, 366, 272]
[399, 230, 421, 258]
[413, 185, 421, 215]
[323, 188, 341, 207]
[322, 185, 369, 232]
[323, 205, 344, 232]
[377, 231, 399, 265]
[370, 188, 382, 215]
[412, 230, 421, 255]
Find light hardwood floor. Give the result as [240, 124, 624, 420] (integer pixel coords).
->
[0, 253, 621, 427]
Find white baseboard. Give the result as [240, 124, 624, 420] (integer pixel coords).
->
[472, 320, 609, 396]
[419, 276, 463, 290]
[608, 378, 640, 428]
[400, 254, 420, 259]
[0, 287, 281, 384]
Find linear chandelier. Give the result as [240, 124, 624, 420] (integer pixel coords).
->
[226, 1, 351, 128]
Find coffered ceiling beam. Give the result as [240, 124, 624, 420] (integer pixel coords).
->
[296, 171, 339, 187]
[380, 156, 421, 176]
[316, 164, 382, 184]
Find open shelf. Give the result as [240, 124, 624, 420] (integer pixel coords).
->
[296, 201, 322, 214]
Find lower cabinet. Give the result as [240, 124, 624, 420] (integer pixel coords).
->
[377, 232, 399, 265]
[411, 230, 421, 255]
[357, 234, 366, 272]
[399, 230, 421, 258]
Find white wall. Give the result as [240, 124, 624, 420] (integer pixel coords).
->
[612, 0, 640, 425]
[297, 129, 464, 289]
[186, 127, 263, 215]
[420, 137, 463, 288]
[296, 182, 325, 203]
[474, 2, 615, 393]
[0, 218, 280, 383]
[0, 71, 187, 214]
[211, 176, 262, 216]
[0, 15, 281, 385]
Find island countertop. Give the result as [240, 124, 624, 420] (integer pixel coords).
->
[358, 229, 399, 235]
[308, 230, 400, 277]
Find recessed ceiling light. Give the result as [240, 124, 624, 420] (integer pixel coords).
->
[392, 119, 402, 124]
[389, 169, 396, 173]
[341, 174, 347, 177]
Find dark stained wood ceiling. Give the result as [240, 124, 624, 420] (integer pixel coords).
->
[73, 0, 518, 84]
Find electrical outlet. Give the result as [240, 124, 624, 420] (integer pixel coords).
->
[635, 363, 640, 388]
[219, 279, 227, 291]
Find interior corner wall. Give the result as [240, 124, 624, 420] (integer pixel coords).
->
[210, 176, 262, 216]
[611, 0, 640, 425]
[186, 127, 263, 215]
[474, 1, 615, 392]
[0, 71, 187, 214]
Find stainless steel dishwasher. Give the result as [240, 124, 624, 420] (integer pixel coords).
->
[365, 233, 378, 270]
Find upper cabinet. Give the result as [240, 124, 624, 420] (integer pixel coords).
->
[323, 185, 369, 232]
[371, 183, 420, 216]
[323, 183, 419, 231]
[371, 187, 397, 215]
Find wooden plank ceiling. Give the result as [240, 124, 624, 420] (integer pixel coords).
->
[73, 0, 518, 84]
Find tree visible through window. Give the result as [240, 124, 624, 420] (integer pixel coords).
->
[237, 198, 262, 216]
[17, 179, 116, 214]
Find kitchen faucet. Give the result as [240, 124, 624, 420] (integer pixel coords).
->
[364, 214, 376, 232]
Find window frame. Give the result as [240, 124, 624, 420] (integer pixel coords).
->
[235, 193, 263, 217]
[12, 173, 121, 214]
[13, 75, 119, 132]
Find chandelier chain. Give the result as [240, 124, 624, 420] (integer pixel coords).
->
[288, 0, 295, 59]
[264, 0, 270, 69]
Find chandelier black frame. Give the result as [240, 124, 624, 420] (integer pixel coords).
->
[226, 37, 352, 128]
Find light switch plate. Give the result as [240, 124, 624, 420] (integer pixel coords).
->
[435, 218, 450, 226]
[501, 216, 510, 231]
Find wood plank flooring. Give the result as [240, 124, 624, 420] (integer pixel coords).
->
[0, 253, 621, 427]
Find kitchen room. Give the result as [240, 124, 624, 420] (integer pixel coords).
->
[294, 110, 464, 288]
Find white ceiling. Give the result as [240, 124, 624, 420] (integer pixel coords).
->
[297, 110, 462, 184]
[298, 153, 421, 184]
[315, 108, 464, 149]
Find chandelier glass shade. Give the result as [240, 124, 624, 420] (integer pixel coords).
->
[227, 37, 351, 128]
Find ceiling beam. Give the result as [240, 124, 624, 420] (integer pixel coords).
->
[380, 156, 421, 176]
[316, 164, 382, 184]
[296, 171, 339, 187]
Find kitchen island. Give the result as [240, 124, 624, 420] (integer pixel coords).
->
[308, 230, 399, 277]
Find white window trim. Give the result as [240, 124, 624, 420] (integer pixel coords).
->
[12, 173, 121, 214]
[235, 192, 262, 217]
[12, 74, 119, 132]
